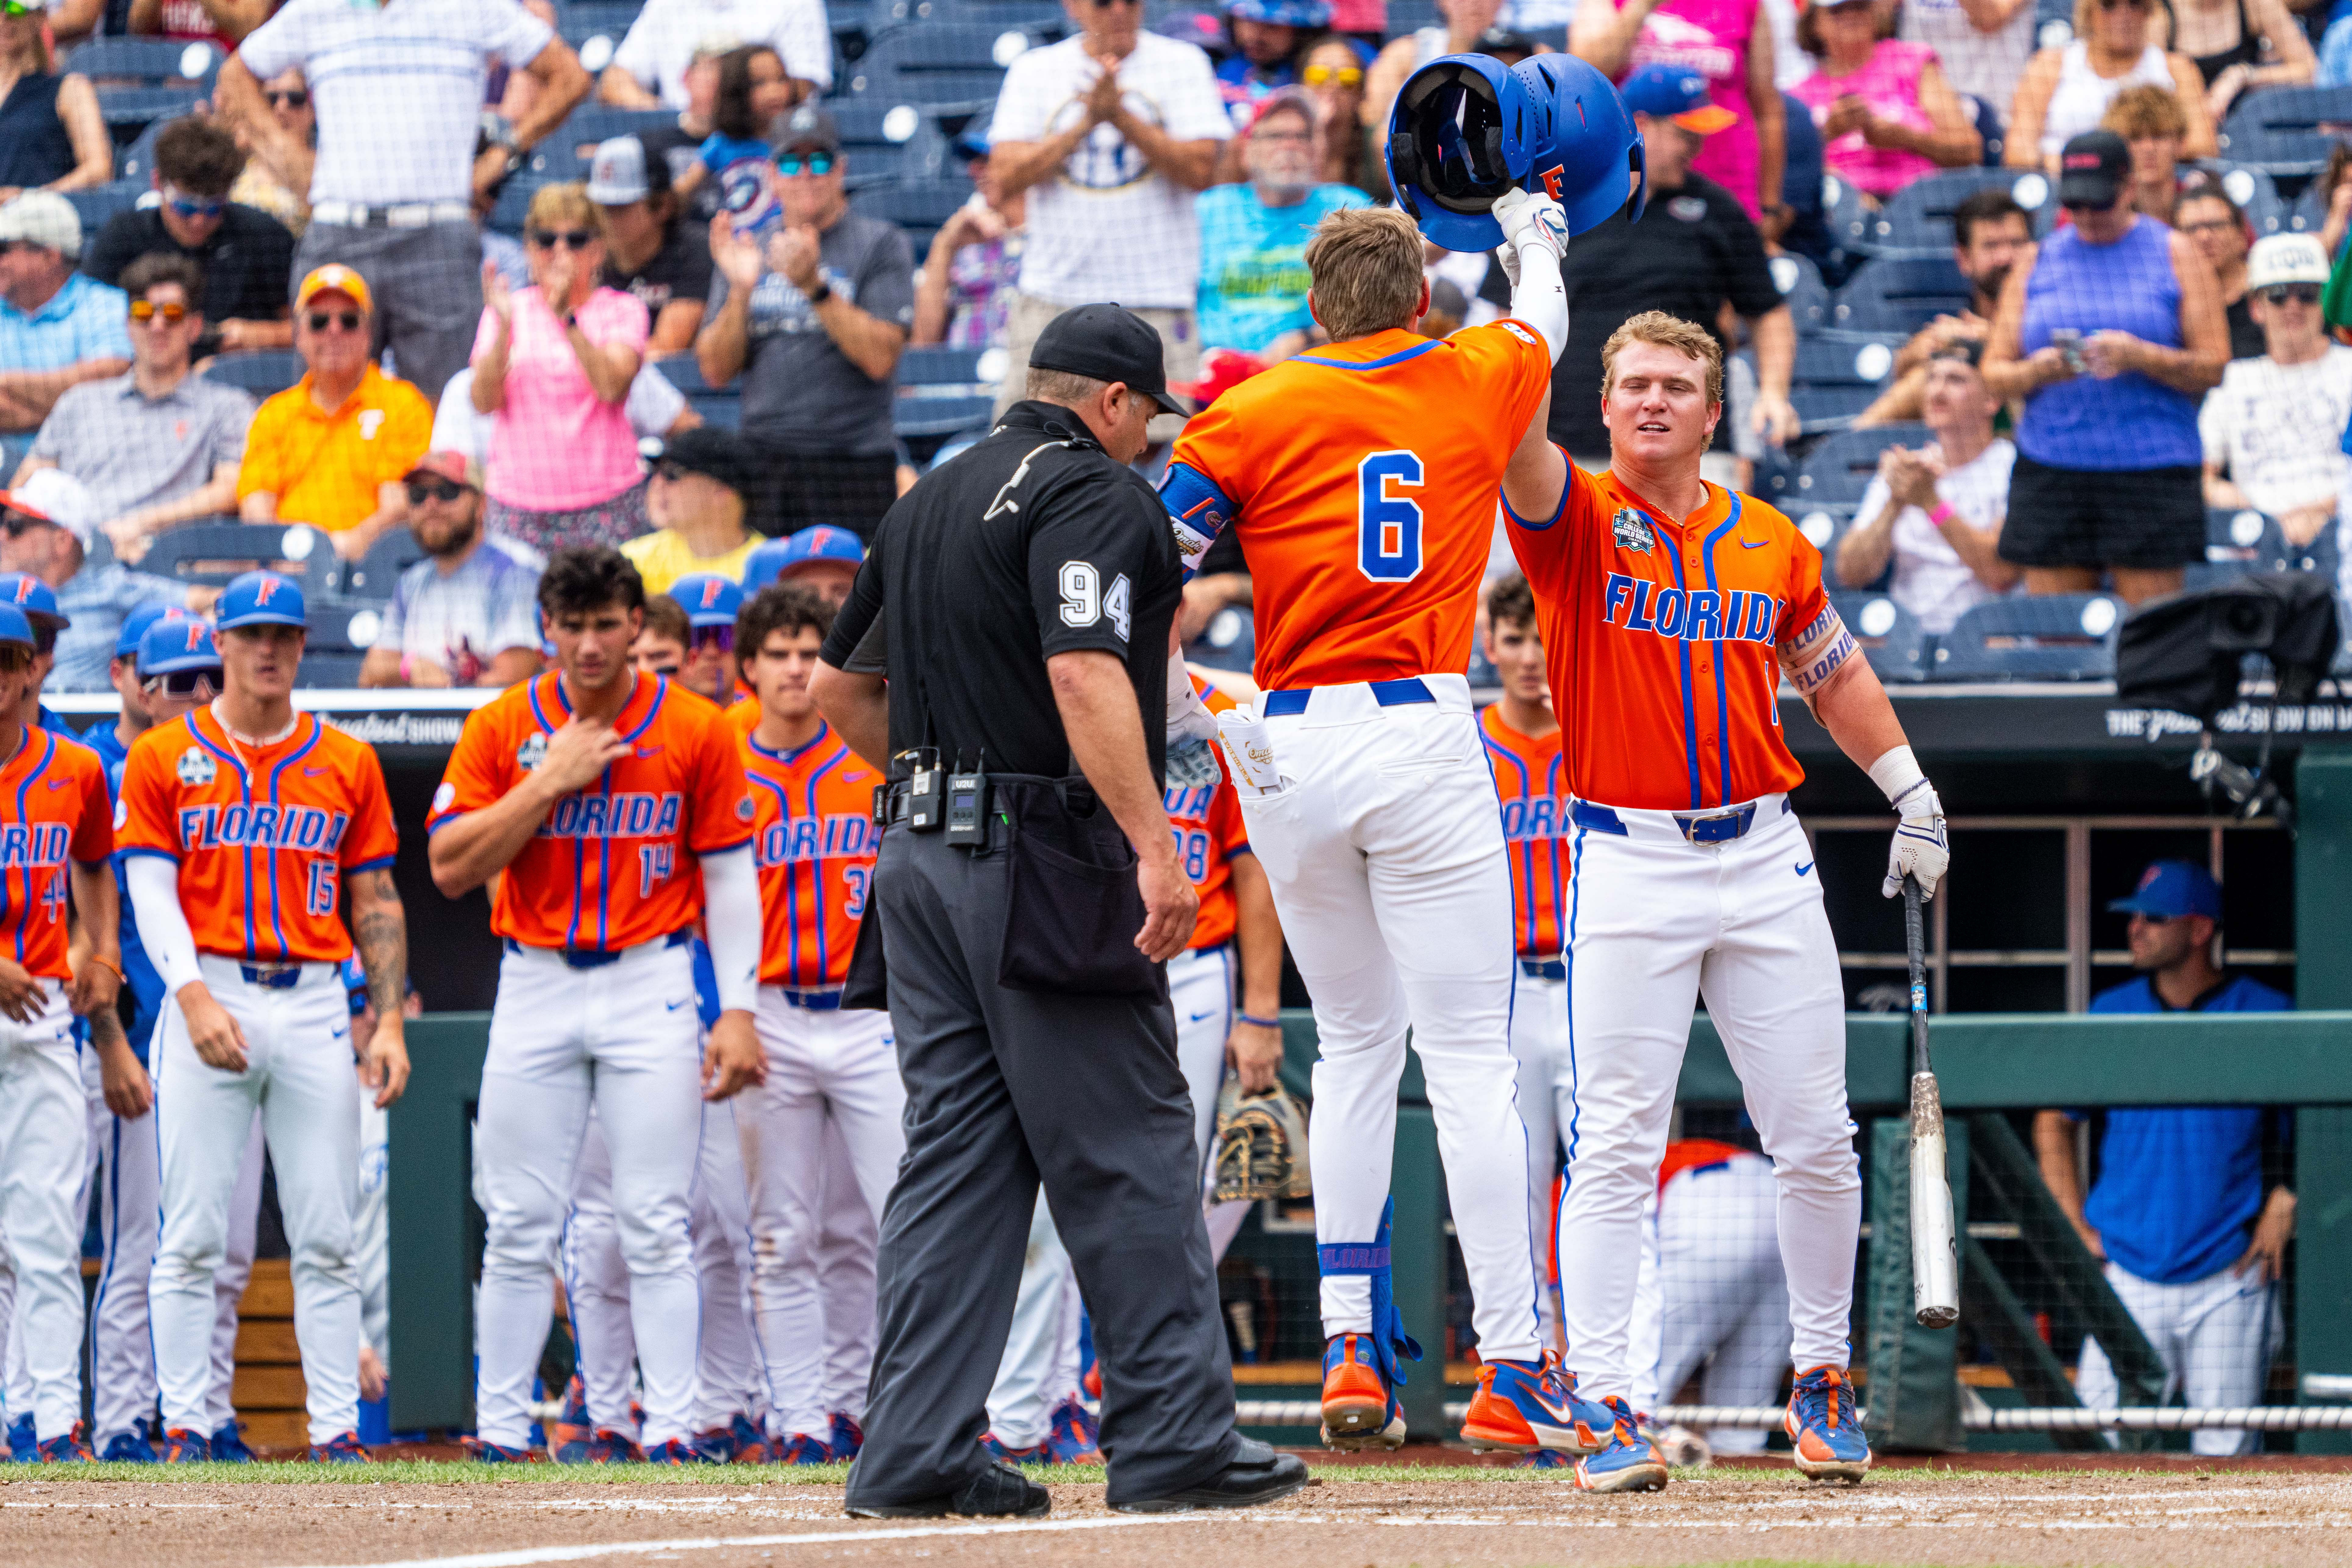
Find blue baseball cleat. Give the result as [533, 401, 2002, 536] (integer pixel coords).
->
[547, 1376, 594, 1463]
[35, 1430, 93, 1462]
[1043, 1395, 1101, 1464]
[310, 1431, 369, 1463]
[99, 1430, 159, 1463]
[7, 1414, 34, 1462]
[159, 1428, 211, 1463]
[1572, 1398, 1669, 1494]
[467, 1438, 534, 1463]
[210, 1421, 254, 1463]
[1521, 1449, 1574, 1469]
[643, 1438, 710, 1464]
[1461, 1354, 1613, 1455]
[586, 1429, 644, 1463]
[1786, 1364, 1872, 1483]
[979, 1433, 1048, 1465]
[826, 1410, 864, 1462]
[774, 1432, 833, 1465]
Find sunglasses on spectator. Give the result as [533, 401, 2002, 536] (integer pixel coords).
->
[2096, 0, 2151, 9]
[407, 478, 469, 504]
[690, 626, 736, 655]
[776, 153, 835, 176]
[305, 310, 364, 333]
[164, 188, 225, 220]
[144, 668, 220, 699]
[130, 299, 190, 324]
[528, 228, 597, 250]
[653, 460, 707, 484]
[1090, 0, 1141, 8]
[0, 510, 41, 537]
[2257, 283, 2322, 306]
[264, 89, 309, 109]
[1302, 63, 1363, 88]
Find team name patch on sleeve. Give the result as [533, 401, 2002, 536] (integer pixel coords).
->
[1611, 510, 1655, 554]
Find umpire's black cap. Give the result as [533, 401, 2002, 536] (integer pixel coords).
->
[1028, 304, 1190, 417]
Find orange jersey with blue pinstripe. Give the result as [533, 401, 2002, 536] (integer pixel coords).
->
[1503, 462, 1828, 812]
[1478, 705, 1564, 960]
[1162, 323, 1553, 692]
[1170, 679, 1251, 952]
[742, 721, 879, 989]
[429, 671, 754, 952]
[0, 729, 111, 980]
[116, 708, 396, 963]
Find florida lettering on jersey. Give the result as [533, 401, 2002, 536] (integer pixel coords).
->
[1479, 704, 1565, 959]
[742, 722, 878, 989]
[0, 730, 110, 979]
[1504, 461, 1829, 812]
[1160, 322, 1552, 692]
[430, 671, 753, 952]
[116, 709, 397, 963]
[1166, 677, 1251, 951]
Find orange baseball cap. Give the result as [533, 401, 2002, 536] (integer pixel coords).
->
[295, 263, 373, 313]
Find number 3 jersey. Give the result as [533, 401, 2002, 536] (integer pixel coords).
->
[117, 709, 396, 964]
[430, 670, 753, 953]
[1161, 321, 1552, 692]
[740, 720, 879, 990]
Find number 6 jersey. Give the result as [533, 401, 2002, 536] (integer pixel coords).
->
[1161, 320, 1552, 692]
[430, 670, 753, 953]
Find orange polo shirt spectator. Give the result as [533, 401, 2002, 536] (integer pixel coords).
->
[236, 265, 433, 555]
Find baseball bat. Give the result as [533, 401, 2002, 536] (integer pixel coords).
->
[1904, 874, 1961, 1330]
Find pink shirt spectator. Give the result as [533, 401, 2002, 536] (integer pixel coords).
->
[1790, 39, 1941, 198]
[1625, 0, 1763, 219]
[1328, 0, 1387, 32]
[470, 285, 651, 511]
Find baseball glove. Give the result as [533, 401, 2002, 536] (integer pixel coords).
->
[1212, 1079, 1313, 1203]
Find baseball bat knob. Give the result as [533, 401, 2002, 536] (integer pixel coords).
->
[1915, 1304, 1960, 1330]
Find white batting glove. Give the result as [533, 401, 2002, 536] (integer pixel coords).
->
[1491, 188, 1569, 290]
[1882, 780, 1950, 900]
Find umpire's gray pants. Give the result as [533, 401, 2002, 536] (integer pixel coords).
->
[291, 219, 483, 402]
[846, 826, 1241, 1509]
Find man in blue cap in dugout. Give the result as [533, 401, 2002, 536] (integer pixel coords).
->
[2032, 860, 2293, 1455]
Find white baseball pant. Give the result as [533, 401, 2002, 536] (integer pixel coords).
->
[151, 958, 361, 1446]
[205, 1117, 264, 1435]
[692, 1098, 761, 1433]
[1169, 943, 1254, 1260]
[810, 1114, 881, 1423]
[0, 983, 84, 1443]
[357, 1094, 389, 1368]
[559, 1110, 637, 1432]
[2076, 1259, 2283, 1457]
[984, 1194, 1085, 1449]
[476, 938, 704, 1451]
[83, 1042, 161, 1449]
[1556, 796, 1861, 1405]
[1239, 675, 1540, 1361]
[1507, 964, 1570, 1352]
[1650, 1153, 1788, 1454]
[739, 990, 903, 1442]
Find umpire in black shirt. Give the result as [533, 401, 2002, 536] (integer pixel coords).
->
[811, 305, 1308, 1518]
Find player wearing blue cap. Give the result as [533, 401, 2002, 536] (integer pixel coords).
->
[2033, 860, 2293, 1456]
[0, 574, 74, 739]
[665, 572, 746, 704]
[742, 526, 864, 602]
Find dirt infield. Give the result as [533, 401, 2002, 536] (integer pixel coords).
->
[6, 1455, 2352, 1568]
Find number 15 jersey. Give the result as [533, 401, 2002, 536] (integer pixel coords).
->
[1161, 322, 1552, 692]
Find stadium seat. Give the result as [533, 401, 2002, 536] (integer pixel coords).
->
[296, 651, 367, 687]
[832, 99, 944, 185]
[97, 86, 206, 140]
[2217, 86, 2352, 172]
[2035, 0, 2074, 45]
[1933, 593, 2120, 680]
[654, 357, 716, 396]
[1786, 333, 1905, 432]
[843, 23, 1037, 103]
[66, 36, 223, 87]
[1791, 501, 1858, 555]
[556, 2, 643, 52]
[1750, 442, 1800, 504]
[488, 174, 549, 236]
[1862, 167, 2053, 252]
[1962, 94, 2004, 167]
[2197, 162, 2294, 235]
[546, 106, 679, 175]
[852, 177, 977, 259]
[656, 351, 745, 427]
[1795, 422, 1928, 504]
[115, 117, 169, 183]
[900, 345, 989, 387]
[1820, 172, 1874, 256]
[1383, 0, 1442, 37]
[2184, 557, 2257, 592]
[2207, 506, 2282, 563]
[1769, 251, 1831, 336]
[1829, 254, 1972, 337]
[894, 344, 998, 438]
[66, 180, 149, 235]
[871, 0, 1069, 35]
[1830, 590, 1934, 682]
[338, 527, 427, 601]
[0, 432, 33, 478]
[1185, 605, 1255, 675]
[201, 351, 305, 400]
[689, 392, 743, 429]
[140, 522, 339, 596]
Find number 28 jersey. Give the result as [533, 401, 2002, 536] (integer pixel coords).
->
[1161, 323, 1552, 692]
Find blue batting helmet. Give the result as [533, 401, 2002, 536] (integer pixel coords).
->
[1511, 52, 1648, 237]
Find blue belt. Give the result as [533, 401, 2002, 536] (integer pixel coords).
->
[1519, 958, 1565, 981]
[506, 930, 692, 970]
[240, 964, 302, 989]
[779, 987, 843, 1011]
[1262, 677, 1434, 717]
[1568, 800, 1760, 842]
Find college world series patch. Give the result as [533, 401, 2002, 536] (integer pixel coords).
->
[177, 747, 216, 787]
[516, 732, 548, 772]
[1612, 509, 1655, 554]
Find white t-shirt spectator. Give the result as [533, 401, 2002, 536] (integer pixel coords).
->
[376, 543, 543, 685]
[986, 33, 1231, 310]
[610, 0, 833, 107]
[2199, 347, 2352, 519]
[239, 0, 555, 206]
[1852, 437, 2017, 635]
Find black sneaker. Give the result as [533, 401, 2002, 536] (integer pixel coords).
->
[1110, 1439, 1311, 1514]
[846, 1458, 1051, 1520]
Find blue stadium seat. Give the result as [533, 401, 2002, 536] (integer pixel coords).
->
[338, 527, 427, 601]
[1383, 0, 1442, 37]
[843, 23, 1036, 103]
[894, 394, 994, 440]
[1185, 606, 1255, 675]
[556, 2, 643, 51]
[2034, 0, 2075, 46]
[489, 175, 549, 236]
[1790, 501, 1858, 555]
[1820, 172, 1874, 256]
[900, 345, 989, 387]
[1962, 94, 2004, 167]
[871, 0, 1069, 35]
[832, 99, 944, 184]
[655, 357, 716, 396]
[1933, 593, 2121, 680]
[1751, 443, 1801, 504]
[2217, 86, 2352, 173]
[98, 86, 207, 139]
[1830, 255, 1972, 337]
[115, 117, 169, 183]
[2207, 505, 2282, 563]
[2185, 557, 2257, 592]
[1795, 422, 1929, 504]
[201, 351, 304, 400]
[66, 181, 149, 236]
[66, 36, 223, 87]
[895, 344, 997, 438]
[2196, 162, 2294, 235]
[689, 392, 742, 428]
[852, 177, 978, 259]
[544, 107, 679, 176]
[1830, 589, 1934, 682]
[140, 522, 339, 596]
[1861, 167, 2053, 252]
[296, 652, 367, 687]
[1769, 251, 1830, 336]
[1787, 333, 1905, 432]
[0, 432, 34, 479]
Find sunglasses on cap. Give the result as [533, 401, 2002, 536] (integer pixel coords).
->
[130, 299, 190, 324]
[144, 667, 220, 699]
[406, 477, 469, 504]
[776, 153, 835, 177]
[305, 309, 364, 333]
[264, 88, 309, 109]
[690, 625, 736, 654]
[1302, 62, 1363, 88]
[528, 228, 597, 250]
[2257, 283, 2322, 306]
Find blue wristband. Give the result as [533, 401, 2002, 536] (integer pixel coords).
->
[1237, 1012, 1281, 1029]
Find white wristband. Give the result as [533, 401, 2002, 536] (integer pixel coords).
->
[1868, 744, 1935, 816]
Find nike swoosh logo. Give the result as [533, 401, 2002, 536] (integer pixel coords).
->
[45, 776, 68, 790]
[304, 765, 330, 777]
[637, 745, 665, 759]
[1795, 861, 1814, 877]
[844, 770, 868, 783]
[665, 998, 688, 1010]
[1186, 1009, 1215, 1023]
[1741, 538, 1770, 549]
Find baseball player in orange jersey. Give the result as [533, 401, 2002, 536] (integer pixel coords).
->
[429, 546, 764, 1463]
[1477, 573, 1576, 1357]
[727, 583, 907, 1464]
[1495, 310, 1952, 1491]
[0, 601, 119, 1461]
[119, 572, 410, 1463]
[1160, 199, 1623, 1456]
